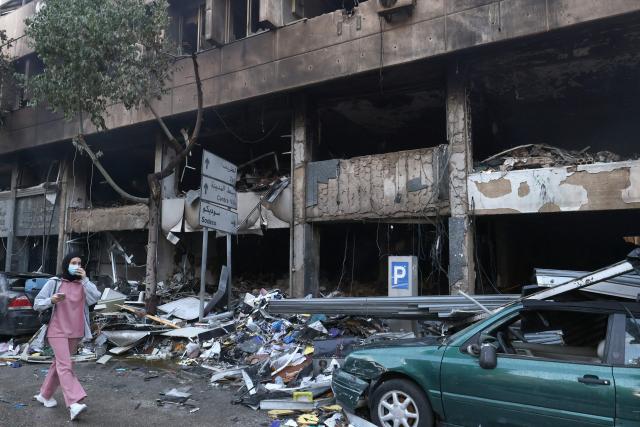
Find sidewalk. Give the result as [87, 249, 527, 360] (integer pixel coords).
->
[0, 359, 265, 426]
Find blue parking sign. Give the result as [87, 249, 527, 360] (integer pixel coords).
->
[391, 261, 409, 289]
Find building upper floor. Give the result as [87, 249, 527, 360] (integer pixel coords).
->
[1, 0, 640, 154]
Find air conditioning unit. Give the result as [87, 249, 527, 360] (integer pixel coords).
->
[376, 0, 416, 21]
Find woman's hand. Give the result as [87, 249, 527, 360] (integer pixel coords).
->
[76, 267, 87, 279]
[51, 293, 66, 304]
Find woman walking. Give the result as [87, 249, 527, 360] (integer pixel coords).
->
[33, 253, 101, 420]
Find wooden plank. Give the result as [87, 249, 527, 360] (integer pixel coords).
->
[116, 304, 180, 329]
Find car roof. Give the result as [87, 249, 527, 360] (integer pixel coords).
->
[1, 272, 53, 279]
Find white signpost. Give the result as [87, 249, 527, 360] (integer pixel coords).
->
[199, 150, 238, 321]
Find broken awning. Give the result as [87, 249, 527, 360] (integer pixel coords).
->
[161, 179, 291, 236]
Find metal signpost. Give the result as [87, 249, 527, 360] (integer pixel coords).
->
[199, 150, 238, 321]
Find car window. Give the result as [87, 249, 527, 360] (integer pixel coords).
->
[9, 278, 25, 290]
[483, 309, 609, 364]
[625, 317, 640, 367]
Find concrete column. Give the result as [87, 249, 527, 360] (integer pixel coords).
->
[446, 66, 475, 294]
[155, 135, 177, 283]
[290, 95, 320, 298]
[4, 163, 18, 271]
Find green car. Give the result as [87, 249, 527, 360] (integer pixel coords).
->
[332, 299, 640, 427]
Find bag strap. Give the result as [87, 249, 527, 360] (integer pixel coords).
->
[50, 278, 62, 312]
[53, 278, 62, 294]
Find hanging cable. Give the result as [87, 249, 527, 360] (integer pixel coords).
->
[336, 229, 349, 291]
[213, 109, 281, 144]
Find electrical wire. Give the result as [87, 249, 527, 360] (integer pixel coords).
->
[213, 109, 281, 144]
[336, 229, 349, 291]
[349, 232, 355, 295]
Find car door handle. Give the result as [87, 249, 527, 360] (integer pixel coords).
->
[578, 375, 610, 386]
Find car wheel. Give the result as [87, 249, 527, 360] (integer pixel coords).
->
[370, 378, 434, 427]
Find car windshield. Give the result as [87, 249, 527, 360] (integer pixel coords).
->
[0, 274, 8, 292]
[442, 318, 482, 345]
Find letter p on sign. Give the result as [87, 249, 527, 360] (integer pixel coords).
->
[391, 262, 409, 289]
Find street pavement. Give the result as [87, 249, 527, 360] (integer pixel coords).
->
[0, 359, 266, 426]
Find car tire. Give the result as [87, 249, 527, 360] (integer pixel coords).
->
[370, 378, 434, 427]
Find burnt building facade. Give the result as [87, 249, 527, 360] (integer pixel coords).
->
[0, 0, 639, 298]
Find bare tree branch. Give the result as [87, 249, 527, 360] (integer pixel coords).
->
[151, 53, 204, 184]
[145, 99, 183, 154]
[76, 135, 149, 204]
[190, 53, 204, 142]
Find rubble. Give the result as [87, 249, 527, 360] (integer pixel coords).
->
[3, 283, 444, 426]
[477, 143, 634, 172]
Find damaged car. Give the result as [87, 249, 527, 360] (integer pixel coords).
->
[0, 272, 52, 336]
[333, 298, 640, 427]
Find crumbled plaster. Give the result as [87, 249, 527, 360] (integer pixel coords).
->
[307, 146, 447, 220]
[469, 160, 640, 214]
[69, 204, 149, 233]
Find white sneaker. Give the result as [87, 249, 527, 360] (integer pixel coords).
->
[33, 393, 57, 408]
[69, 403, 87, 421]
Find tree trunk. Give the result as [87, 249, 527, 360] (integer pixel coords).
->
[145, 190, 160, 313]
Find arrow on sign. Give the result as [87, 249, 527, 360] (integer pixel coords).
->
[204, 158, 210, 170]
[204, 183, 209, 194]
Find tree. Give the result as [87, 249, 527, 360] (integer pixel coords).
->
[25, 0, 204, 313]
[0, 29, 15, 120]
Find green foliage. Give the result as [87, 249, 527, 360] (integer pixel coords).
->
[0, 29, 13, 82]
[0, 29, 14, 118]
[25, 0, 173, 130]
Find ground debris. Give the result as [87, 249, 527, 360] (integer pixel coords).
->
[8, 286, 399, 426]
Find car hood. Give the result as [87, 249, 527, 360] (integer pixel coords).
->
[356, 336, 441, 351]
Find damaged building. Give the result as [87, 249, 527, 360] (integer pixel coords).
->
[0, 0, 639, 302]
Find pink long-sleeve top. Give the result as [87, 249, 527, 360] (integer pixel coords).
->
[46, 280, 86, 339]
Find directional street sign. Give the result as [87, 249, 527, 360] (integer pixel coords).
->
[200, 150, 238, 234]
[199, 200, 238, 234]
[200, 175, 237, 210]
[199, 150, 238, 322]
[202, 150, 237, 185]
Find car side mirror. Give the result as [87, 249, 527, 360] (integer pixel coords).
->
[479, 343, 497, 369]
[466, 343, 480, 356]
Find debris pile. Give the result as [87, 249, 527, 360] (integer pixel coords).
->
[477, 143, 631, 172]
[3, 286, 405, 426]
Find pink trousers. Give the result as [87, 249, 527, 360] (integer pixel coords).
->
[40, 337, 87, 407]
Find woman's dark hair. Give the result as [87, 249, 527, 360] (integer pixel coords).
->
[60, 252, 84, 281]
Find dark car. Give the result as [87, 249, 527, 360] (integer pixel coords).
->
[0, 272, 52, 336]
